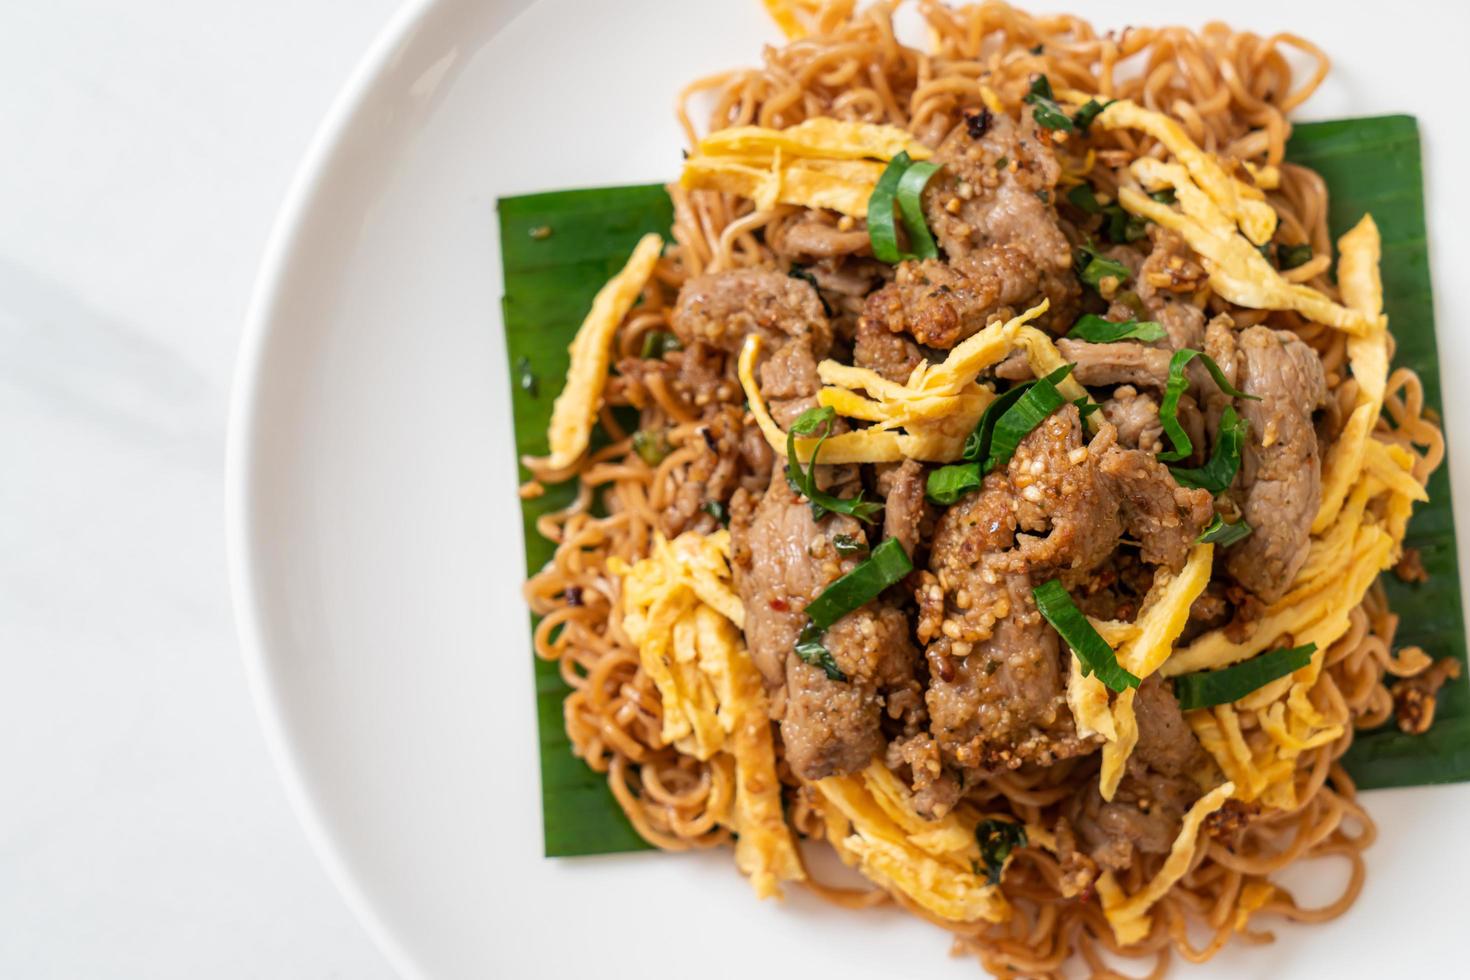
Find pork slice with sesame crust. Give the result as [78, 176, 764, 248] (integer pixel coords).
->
[730, 471, 920, 780]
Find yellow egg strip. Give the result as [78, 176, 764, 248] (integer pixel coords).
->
[1117, 176, 1375, 336]
[1097, 781, 1235, 944]
[1091, 98, 1277, 245]
[615, 531, 803, 897]
[815, 764, 1011, 924]
[1315, 216, 1390, 531]
[532, 233, 663, 472]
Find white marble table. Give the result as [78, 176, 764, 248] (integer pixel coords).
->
[0, 2, 400, 975]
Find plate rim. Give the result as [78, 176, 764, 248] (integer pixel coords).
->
[224, 1, 439, 977]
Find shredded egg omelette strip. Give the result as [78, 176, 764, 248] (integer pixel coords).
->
[614, 530, 803, 898]
[680, 118, 930, 218]
[815, 762, 1011, 924]
[738, 302, 1051, 466]
[1097, 544, 1214, 799]
[529, 233, 663, 473]
[1096, 781, 1236, 944]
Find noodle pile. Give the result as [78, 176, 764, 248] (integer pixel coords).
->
[521, 2, 1450, 975]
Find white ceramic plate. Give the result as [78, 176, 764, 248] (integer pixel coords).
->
[228, 1, 1470, 977]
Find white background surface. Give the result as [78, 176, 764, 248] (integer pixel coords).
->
[7, 1, 1470, 979]
[0, 2, 399, 977]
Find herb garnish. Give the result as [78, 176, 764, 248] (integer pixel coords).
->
[1157, 349, 1259, 463]
[1173, 644, 1316, 711]
[1023, 74, 1075, 131]
[639, 330, 682, 359]
[1033, 579, 1141, 692]
[795, 622, 846, 682]
[1075, 242, 1131, 291]
[833, 533, 869, 557]
[1170, 405, 1248, 493]
[805, 538, 914, 630]
[1066, 313, 1167, 344]
[976, 819, 1028, 885]
[702, 500, 729, 526]
[926, 365, 1074, 505]
[1197, 514, 1252, 546]
[1023, 75, 1113, 134]
[631, 429, 669, 466]
[785, 407, 883, 522]
[867, 151, 942, 263]
[1277, 243, 1314, 270]
[789, 265, 835, 317]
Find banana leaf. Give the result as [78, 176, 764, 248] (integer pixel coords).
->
[501, 116, 1466, 858]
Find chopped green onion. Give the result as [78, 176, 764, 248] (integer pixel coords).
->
[1032, 579, 1141, 692]
[702, 500, 729, 526]
[964, 383, 1032, 461]
[1150, 188, 1176, 205]
[1157, 349, 1259, 463]
[1104, 204, 1149, 243]
[1173, 644, 1316, 711]
[1071, 97, 1115, 134]
[805, 538, 914, 630]
[1197, 514, 1252, 546]
[930, 365, 1076, 505]
[867, 153, 911, 264]
[785, 407, 884, 523]
[1067, 183, 1101, 213]
[896, 159, 941, 260]
[1277, 243, 1314, 270]
[631, 429, 669, 465]
[1073, 396, 1103, 420]
[1171, 405, 1248, 493]
[1024, 75, 1074, 131]
[639, 330, 682, 359]
[983, 364, 1074, 473]
[1066, 314, 1167, 344]
[867, 152, 941, 264]
[1075, 242, 1131, 291]
[832, 533, 869, 557]
[926, 462, 982, 506]
[516, 355, 538, 396]
[795, 621, 846, 682]
[788, 265, 834, 317]
[976, 819, 1027, 886]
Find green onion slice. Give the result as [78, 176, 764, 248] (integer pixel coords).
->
[984, 364, 1074, 473]
[805, 537, 914, 630]
[926, 461, 982, 506]
[1173, 644, 1316, 711]
[1071, 97, 1115, 134]
[1075, 242, 1131, 290]
[639, 330, 682, 359]
[1157, 349, 1259, 463]
[785, 407, 883, 523]
[867, 152, 941, 264]
[632, 429, 669, 465]
[1024, 75, 1074, 132]
[1066, 314, 1167, 344]
[701, 500, 729, 526]
[1170, 405, 1248, 493]
[788, 265, 834, 317]
[832, 533, 869, 557]
[795, 621, 847, 682]
[975, 819, 1027, 886]
[1033, 579, 1141, 692]
[929, 365, 1076, 505]
[896, 160, 941, 260]
[1067, 183, 1101, 213]
[1277, 243, 1313, 270]
[1197, 514, 1252, 546]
